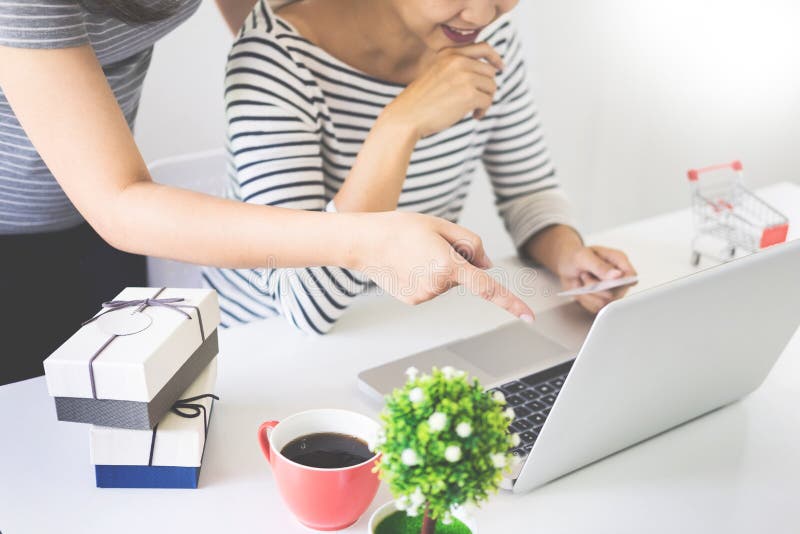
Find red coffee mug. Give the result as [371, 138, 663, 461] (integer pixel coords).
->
[257, 409, 381, 531]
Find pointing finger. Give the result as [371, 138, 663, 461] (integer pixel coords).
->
[457, 261, 535, 322]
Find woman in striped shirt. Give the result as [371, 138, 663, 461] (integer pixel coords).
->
[205, 0, 637, 334]
[0, 0, 535, 384]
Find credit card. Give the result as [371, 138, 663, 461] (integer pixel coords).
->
[557, 275, 639, 297]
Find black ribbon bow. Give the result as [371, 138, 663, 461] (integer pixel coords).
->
[148, 393, 220, 467]
[82, 296, 192, 327]
[80, 288, 206, 400]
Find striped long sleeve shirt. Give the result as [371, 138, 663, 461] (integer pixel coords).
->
[203, 1, 576, 334]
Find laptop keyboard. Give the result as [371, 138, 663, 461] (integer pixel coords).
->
[489, 359, 575, 459]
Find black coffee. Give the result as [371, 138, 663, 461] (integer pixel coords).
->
[281, 432, 373, 469]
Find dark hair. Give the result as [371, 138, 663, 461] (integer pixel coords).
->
[77, 0, 180, 24]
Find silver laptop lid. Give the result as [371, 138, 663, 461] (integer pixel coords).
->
[515, 240, 800, 493]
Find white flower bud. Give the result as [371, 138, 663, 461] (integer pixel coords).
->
[395, 495, 409, 511]
[407, 506, 419, 517]
[445, 445, 462, 463]
[441, 366, 456, 379]
[405, 366, 419, 380]
[428, 412, 447, 432]
[491, 452, 507, 468]
[401, 448, 419, 466]
[408, 387, 424, 404]
[366, 430, 383, 452]
[504, 407, 516, 421]
[456, 422, 472, 438]
[510, 433, 521, 447]
[492, 391, 506, 404]
[410, 487, 426, 507]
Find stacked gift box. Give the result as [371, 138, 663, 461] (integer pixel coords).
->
[43, 287, 220, 489]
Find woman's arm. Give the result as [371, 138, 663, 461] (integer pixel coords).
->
[215, 0, 258, 34]
[0, 43, 534, 319]
[0, 44, 348, 269]
[333, 43, 504, 213]
[480, 24, 636, 313]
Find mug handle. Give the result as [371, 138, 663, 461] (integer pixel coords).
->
[257, 421, 279, 463]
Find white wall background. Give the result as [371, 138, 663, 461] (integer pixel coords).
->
[136, 0, 800, 259]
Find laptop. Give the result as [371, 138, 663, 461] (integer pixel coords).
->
[358, 239, 800, 493]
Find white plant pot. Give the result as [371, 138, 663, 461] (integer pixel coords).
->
[367, 501, 478, 533]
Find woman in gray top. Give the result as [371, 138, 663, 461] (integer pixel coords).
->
[0, 0, 539, 384]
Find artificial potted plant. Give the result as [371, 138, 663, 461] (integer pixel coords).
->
[368, 366, 518, 534]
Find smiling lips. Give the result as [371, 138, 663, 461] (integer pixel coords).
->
[441, 24, 483, 44]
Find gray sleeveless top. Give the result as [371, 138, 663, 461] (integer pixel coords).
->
[0, 0, 201, 234]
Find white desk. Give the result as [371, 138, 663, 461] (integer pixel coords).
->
[2, 183, 799, 534]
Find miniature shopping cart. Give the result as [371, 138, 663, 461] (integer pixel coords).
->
[687, 160, 789, 266]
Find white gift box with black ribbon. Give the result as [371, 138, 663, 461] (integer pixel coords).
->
[90, 357, 218, 489]
[43, 287, 220, 429]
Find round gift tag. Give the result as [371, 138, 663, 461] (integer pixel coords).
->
[95, 309, 153, 336]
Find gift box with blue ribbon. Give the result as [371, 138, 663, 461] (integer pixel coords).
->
[90, 357, 218, 489]
[43, 287, 220, 429]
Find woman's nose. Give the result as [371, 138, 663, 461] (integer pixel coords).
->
[459, 0, 499, 27]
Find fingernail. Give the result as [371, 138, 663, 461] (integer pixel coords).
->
[606, 269, 622, 279]
[520, 314, 535, 324]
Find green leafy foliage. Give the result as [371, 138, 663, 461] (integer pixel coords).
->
[375, 510, 471, 534]
[374, 367, 515, 523]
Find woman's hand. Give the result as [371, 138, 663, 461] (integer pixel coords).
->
[556, 245, 637, 314]
[385, 42, 504, 139]
[524, 224, 637, 314]
[332, 42, 503, 213]
[353, 211, 535, 322]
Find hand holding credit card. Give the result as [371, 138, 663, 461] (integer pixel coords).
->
[557, 275, 639, 297]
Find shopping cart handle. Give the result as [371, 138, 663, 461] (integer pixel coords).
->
[687, 160, 743, 181]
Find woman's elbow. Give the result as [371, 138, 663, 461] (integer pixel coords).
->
[86, 213, 137, 255]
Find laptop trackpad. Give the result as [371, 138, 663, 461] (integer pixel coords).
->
[448, 322, 573, 385]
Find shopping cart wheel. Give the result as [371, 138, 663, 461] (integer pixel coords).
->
[691, 251, 701, 266]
